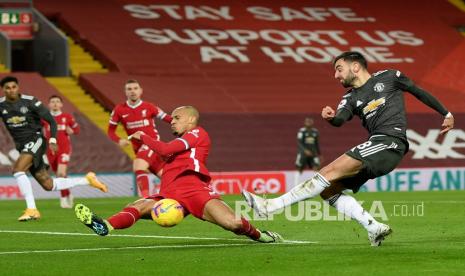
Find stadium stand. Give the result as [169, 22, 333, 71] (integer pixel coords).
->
[32, 0, 465, 171]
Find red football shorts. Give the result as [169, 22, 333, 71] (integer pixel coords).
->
[146, 174, 221, 219]
[46, 149, 71, 172]
[136, 145, 165, 174]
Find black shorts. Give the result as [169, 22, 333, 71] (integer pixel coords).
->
[341, 135, 408, 193]
[295, 153, 320, 169]
[16, 135, 49, 175]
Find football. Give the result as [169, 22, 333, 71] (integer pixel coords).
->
[151, 198, 184, 227]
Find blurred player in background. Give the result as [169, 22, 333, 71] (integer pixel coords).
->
[42, 95, 80, 208]
[107, 80, 171, 197]
[296, 117, 321, 173]
[0, 76, 107, 221]
[77, 106, 282, 243]
[243, 52, 454, 246]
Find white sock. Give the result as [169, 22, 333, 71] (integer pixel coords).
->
[327, 193, 379, 231]
[267, 173, 330, 213]
[14, 172, 37, 209]
[52, 177, 89, 191]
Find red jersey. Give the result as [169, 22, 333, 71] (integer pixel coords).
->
[42, 111, 80, 153]
[141, 126, 211, 188]
[108, 100, 172, 152]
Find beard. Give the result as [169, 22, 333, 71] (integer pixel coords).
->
[341, 71, 356, 88]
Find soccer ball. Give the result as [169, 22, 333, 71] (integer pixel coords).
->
[151, 198, 184, 227]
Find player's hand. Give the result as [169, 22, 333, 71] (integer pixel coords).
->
[440, 114, 454, 135]
[65, 126, 74, 135]
[49, 142, 58, 154]
[128, 131, 145, 141]
[118, 138, 130, 147]
[322, 106, 335, 121]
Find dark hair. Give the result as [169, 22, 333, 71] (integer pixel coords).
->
[333, 51, 368, 69]
[48, 94, 63, 102]
[0, 76, 18, 87]
[125, 79, 139, 85]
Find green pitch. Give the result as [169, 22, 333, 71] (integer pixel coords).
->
[0, 191, 464, 275]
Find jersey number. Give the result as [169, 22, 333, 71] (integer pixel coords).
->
[351, 141, 372, 152]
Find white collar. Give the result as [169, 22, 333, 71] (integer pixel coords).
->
[126, 100, 143, 109]
[50, 111, 62, 116]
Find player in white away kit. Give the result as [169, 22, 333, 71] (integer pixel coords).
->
[242, 52, 454, 246]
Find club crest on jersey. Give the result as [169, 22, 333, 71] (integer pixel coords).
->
[363, 98, 386, 115]
[20, 106, 29, 114]
[2, 109, 7, 114]
[142, 109, 147, 117]
[373, 83, 385, 93]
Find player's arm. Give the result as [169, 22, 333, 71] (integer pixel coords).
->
[140, 135, 186, 156]
[315, 130, 321, 155]
[396, 71, 454, 134]
[35, 99, 58, 151]
[322, 106, 352, 127]
[156, 107, 172, 123]
[296, 130, 306, 152]
[131, 130, 200, 156]
[67, 114, 80, 135]
[107, 109, 129, 147]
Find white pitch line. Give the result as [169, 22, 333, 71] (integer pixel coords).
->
[0, 243, 251, 255]
[0, 230, 245, 241]
[0, 230, 318, 245]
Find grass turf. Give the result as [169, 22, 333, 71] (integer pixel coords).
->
[0, 191, 464, 275]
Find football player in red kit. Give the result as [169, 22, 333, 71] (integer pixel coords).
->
[107, 80, 171, 197]
[76, 106, 282, 243]
[42, 95, 80, 208]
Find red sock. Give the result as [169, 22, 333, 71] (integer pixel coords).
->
[135, 170, 150, 197]
[60, 189, 70, 197]
[107, 207, 141, 229]
[234, 218, 261, 240]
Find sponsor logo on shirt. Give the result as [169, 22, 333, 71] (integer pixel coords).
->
[363, 97, 386, 115]
[6, 116, 26, 126]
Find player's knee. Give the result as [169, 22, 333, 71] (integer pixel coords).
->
[56, 172, 66, 178]
[41, 181, 54, 191]
[133, 159, 149, 171]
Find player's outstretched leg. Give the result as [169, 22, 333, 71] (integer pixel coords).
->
[242, 173, 330, 217]
[75, 204, 112, 236]
[203, 199, 283, 243]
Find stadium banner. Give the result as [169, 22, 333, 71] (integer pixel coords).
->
[0, 173, 134, 200]
[210, 171, 286, 195]
[290, 167, 465, 192]
[1, 167, 464, 200]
